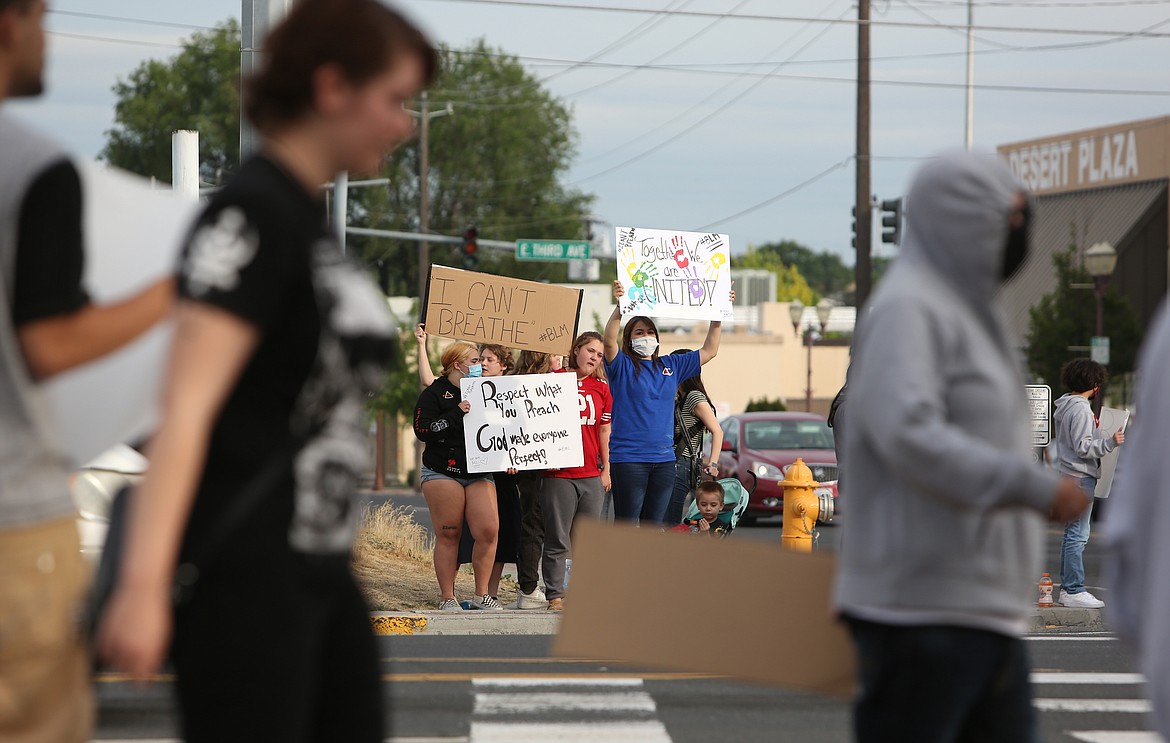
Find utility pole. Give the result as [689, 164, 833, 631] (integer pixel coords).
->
[855, 0, 872, 310]
[240, 0, 292, 159]
[965, 0, 974, 150]
[417, 91, 431, 303]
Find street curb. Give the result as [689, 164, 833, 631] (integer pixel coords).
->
[370, 611, 561, 636]
[1029, 606, 1104, 632]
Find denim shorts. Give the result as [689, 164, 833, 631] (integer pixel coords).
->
[420, 464, 493, 488]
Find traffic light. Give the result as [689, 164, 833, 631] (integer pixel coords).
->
[850, 206, 857, 249]
[461, 226, 478, 269]
[880, 198, 903, 246]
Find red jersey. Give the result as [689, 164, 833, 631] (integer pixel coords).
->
[548, 371, 612, 479]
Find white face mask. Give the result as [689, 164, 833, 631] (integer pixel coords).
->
[631, 337, 659, 358]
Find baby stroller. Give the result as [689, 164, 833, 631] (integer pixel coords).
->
[672, 475, 754, 538]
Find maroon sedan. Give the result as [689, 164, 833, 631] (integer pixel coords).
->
[715, 411, 839, 524]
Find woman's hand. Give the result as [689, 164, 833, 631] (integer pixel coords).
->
[704, 462, 719, 477]
[612, 280, 625, 301]
[506, 467, 518, 475]
[458, 400, 471, 413]
[601, 466, 612, 492]
[415, 323, 427, 344]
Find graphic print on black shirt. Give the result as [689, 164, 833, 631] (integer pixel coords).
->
[179, 156, 393, 558]
[414, 377, 469, 476]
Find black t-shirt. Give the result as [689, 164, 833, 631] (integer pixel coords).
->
[177, 155, 394, 566]
[12, 160, 89, 326]
[414, 376, 470, 476]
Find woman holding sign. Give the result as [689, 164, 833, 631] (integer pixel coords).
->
[413, 342, 501, 611]
[603, 280, 731, 525]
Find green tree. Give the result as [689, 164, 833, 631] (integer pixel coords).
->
[744, 397, 787, 412]
[102, 20, 240, 186]
[753, 240, 853, 298]
[353, 40, 596, 296]
[732, 244, 819, 305]
[1025, 245, 1142, 387]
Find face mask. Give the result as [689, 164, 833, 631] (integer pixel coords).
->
[631, 337, 658, 358]
[464, 363, 483, 378]
[1001, 203, 1031, 281]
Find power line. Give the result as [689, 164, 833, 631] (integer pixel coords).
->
[46, 9, 217, 31]
[46, 30, 184, 49]
[410, 0, 1170, 38]
[693, 158, 854, 232]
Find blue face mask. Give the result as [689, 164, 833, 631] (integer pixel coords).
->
[465, 363, 483, 378]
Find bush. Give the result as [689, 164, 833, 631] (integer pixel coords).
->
[745, 397, 787, 412]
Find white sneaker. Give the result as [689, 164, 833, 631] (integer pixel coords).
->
[1058, 589, 1104, 609]
[515, 588, 548, 610]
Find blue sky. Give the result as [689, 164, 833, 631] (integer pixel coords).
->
[11, 0, 1170, 263]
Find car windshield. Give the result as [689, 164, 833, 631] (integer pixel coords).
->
[743, 419, 834, 450]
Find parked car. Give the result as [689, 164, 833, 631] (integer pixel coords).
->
[70, 444, 146, 563]
[715, 412, 838, 524]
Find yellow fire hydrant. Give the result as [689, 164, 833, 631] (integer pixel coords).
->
[779, 458, 821, 552]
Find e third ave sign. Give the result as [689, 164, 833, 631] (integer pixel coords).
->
[516, 239, 591, 261]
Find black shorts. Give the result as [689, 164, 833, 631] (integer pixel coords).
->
[171, 555, 383, 743]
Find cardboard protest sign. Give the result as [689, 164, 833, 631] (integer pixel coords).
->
[553, 521, 856, 697]
[1095, 406, 1129, 498]
[44, 164, 197, 464]
[423, 265, 583, 355]
[461, 373, 583, 473]
[615, 226, 734, 322]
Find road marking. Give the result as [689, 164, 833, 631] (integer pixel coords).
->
[1068, 733, 1165, 743]
[95, 671, 715, 685]
[1032, 672, 1146, 684]
[469, 721, 671, 742]
[473, 678, 644, 688]
[390, 657, 610, 664]
[1034, 699, 1153, 713]
[474, 691, 657, 714]
[1026, 636, 1117, 642]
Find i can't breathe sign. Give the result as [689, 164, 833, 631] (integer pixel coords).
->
[461, 373, 583, 473]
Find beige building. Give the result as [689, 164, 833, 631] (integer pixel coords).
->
[377, 299, 851, 485]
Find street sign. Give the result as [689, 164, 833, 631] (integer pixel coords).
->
[516, 239, 592, 261]
[1026, 384, 1052, 448]
[1091, 335, 1110, 365]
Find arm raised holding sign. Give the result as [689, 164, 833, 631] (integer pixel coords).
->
[698, 283, 734, 365]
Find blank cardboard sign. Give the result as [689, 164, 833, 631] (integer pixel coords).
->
[423, 265, 583, 355]
[552, 520, 856, 697]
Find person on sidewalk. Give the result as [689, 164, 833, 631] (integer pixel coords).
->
[96, 6, 436, 741]
[512, 349, 558, 609]
[664, 349, 723, 525]
[834, 150, 1090, 743]
[541, 331, 612, 611]
[1104, 300, 1170, 740]
[1052, 358, 1124, 609]
[0, 1, 174, 739]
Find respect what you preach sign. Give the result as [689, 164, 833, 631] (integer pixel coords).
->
[460, 373, 583, 473]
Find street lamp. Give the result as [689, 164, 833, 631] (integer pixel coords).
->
[1085, 242, 1117, 339]
[789, 300, 834, 412]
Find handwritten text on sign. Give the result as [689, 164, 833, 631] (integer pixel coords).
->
[461, 373, 583, 473]
[424, 265, 582, 355]
[616, 227, 734, 322]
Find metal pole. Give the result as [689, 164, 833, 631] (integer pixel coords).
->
[1094, 278, 1106, 338]
[964, 0, 974, 150]
[333, 171, 348, 253]
[417, 91, 431, 303]
[374, 410, 385, 491]
[805, 330, 813, 413]
[240, 0, 293, 160]
[171, 130, 200, 202]
[855, 0, 873, 309]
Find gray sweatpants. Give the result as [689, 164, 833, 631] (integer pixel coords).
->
[540, 476, 604, 600]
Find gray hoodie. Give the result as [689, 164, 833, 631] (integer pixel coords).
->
[1103, 301, 1170, 738]
[833, 151, 1060, 636]
[1052, 393, 1116, 480]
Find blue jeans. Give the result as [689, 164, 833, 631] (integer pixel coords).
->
[664, 453, 697, 525]
[610, 461, 675, 525]
[1060, 476, 1096, 594]
[846, 618, 1037, 743]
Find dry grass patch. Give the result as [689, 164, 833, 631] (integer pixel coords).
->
[352, 502, 519, 611]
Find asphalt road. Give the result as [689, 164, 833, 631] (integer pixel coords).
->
[93, 632, 1155, 741]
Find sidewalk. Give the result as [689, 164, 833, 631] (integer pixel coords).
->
[369, 606, 1103, 636]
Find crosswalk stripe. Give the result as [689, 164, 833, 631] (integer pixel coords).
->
[1034, 698, 1153, 713]
[1068, 733, 1166, 743]
[474, 692, 657, 715]
[1032, 672, 1146, 684]
[469, 721, 672, 743]
[472, 678, 644, 688]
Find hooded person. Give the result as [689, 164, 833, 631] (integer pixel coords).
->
[1103, 302, 1170, 739]
[832, 150, 1089, 743]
